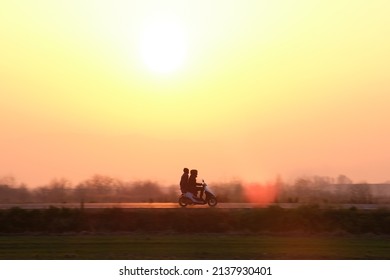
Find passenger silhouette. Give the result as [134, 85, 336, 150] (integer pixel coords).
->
[180, 167, 189, 194]
[188, 169, 204, 200]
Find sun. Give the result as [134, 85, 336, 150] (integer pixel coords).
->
[139, 17, 188, 75]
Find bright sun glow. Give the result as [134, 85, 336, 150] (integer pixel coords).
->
[139, 17, 188, 74]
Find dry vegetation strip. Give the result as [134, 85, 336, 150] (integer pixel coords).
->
[1, 205, 390, 234]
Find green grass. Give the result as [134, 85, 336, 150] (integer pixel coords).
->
[1, 234, 390, 259]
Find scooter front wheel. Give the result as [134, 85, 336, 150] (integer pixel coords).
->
[207, 197, 218, 207]
[178, 196, 188, 207]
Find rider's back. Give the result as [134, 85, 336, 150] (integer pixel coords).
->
[180, 173, 189, 193]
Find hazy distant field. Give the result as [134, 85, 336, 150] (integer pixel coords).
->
[1, 234, 390, 260]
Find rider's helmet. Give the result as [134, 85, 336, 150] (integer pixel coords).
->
[183, 168, 189, 173]
[190, 169, 198, 176]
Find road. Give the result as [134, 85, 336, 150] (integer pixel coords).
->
[0, 202, 389, 210]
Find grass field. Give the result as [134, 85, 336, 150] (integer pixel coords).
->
[1, 233, 390, 260]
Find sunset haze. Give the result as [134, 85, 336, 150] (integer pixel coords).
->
[1, 0, 390, 187]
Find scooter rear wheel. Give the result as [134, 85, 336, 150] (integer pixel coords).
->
[207, 197, 218, 207]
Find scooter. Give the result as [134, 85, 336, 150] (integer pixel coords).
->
[178, 180, 218, 207]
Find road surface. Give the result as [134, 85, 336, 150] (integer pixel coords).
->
[0, 202, 389, 210]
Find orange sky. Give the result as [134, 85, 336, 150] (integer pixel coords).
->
[1, 1, 390, 187]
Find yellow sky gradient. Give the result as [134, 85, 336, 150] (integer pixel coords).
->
[1, 1, 390, 187]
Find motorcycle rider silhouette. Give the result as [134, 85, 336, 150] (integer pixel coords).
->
[180, 167, 189, 194]
[188, 169, 204, 201]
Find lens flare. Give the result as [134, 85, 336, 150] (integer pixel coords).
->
[243, 182, 279, 204]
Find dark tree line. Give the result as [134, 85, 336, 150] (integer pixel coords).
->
[0, 176, 173, 203]
[1, 174, 390, 204]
